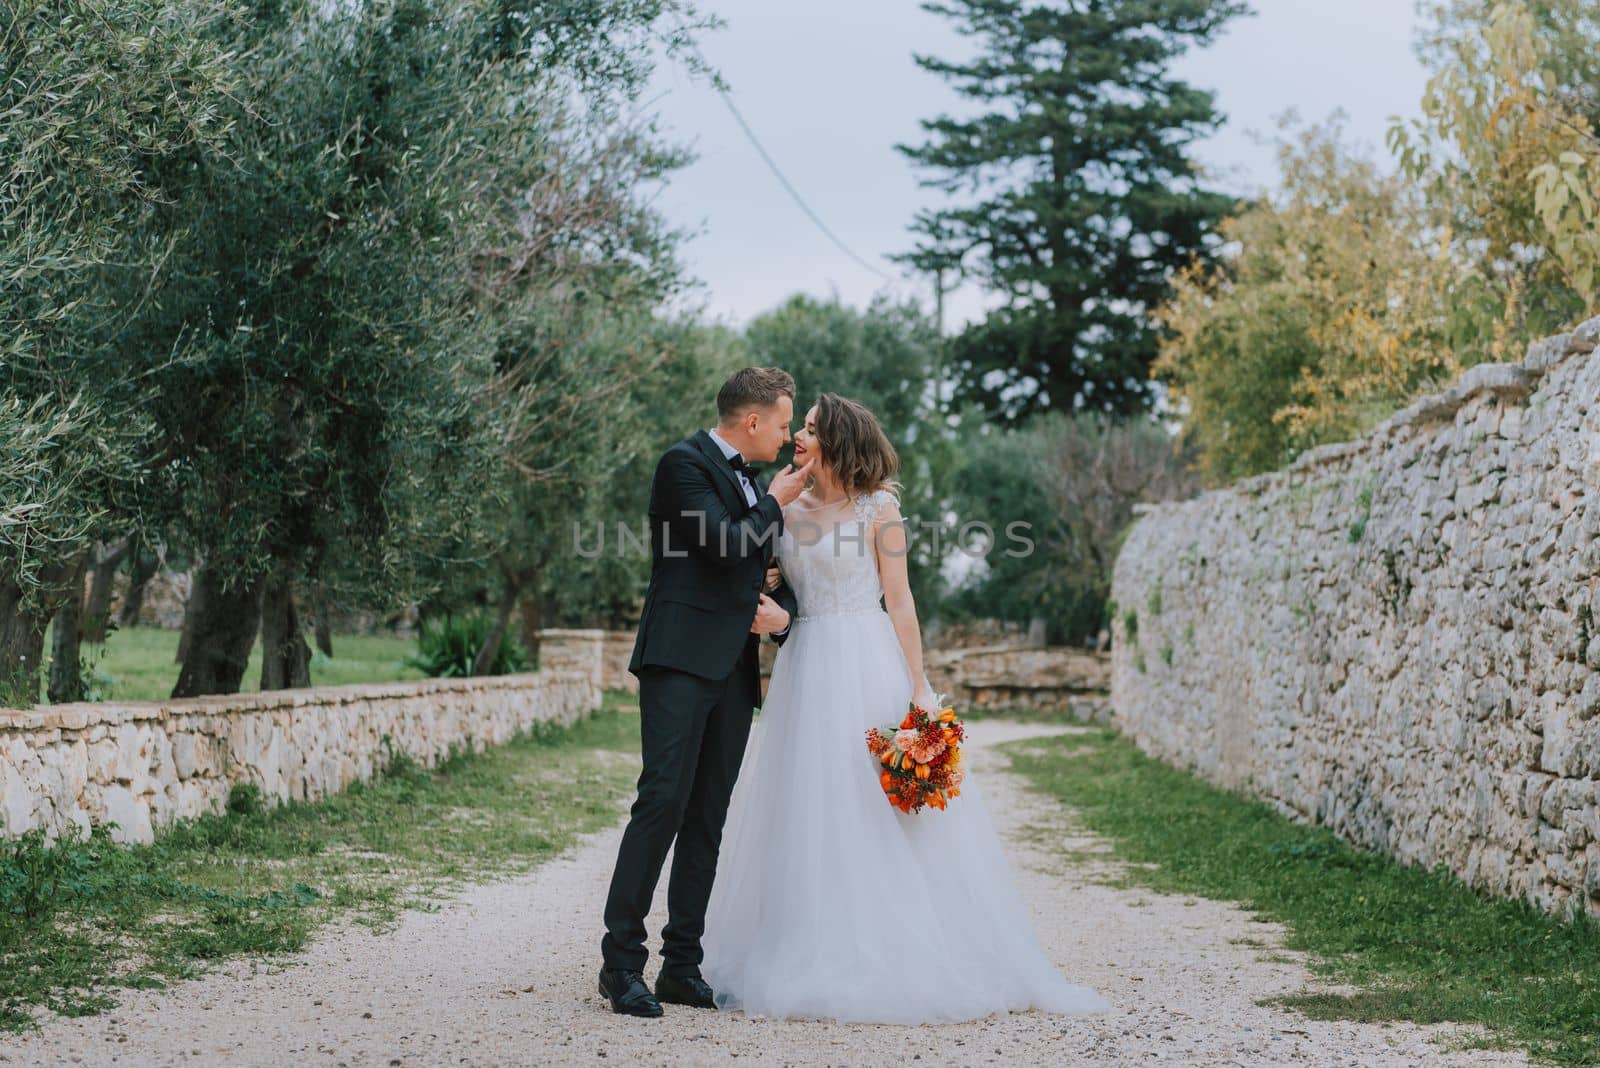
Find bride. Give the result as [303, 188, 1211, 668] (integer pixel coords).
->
[701, 393, 1108, 1024]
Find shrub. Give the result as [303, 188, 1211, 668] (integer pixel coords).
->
[1, 825, 94, 921]
[406, 614, 530, 678]
[226, 783, 265, 818]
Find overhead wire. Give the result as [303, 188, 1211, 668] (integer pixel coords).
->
[695, 49, 899, 285]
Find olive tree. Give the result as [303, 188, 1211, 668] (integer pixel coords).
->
[0, 0, 235, 705]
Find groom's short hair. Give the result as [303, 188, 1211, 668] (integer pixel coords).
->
[717, 367, 795, 422]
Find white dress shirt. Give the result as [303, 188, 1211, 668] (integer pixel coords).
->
[706, 428, 759, 507]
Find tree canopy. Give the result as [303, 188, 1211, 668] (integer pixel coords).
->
[898, 0, 1247, 421]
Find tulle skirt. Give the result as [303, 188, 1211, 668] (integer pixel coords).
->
[701, 608, 1108, 1024]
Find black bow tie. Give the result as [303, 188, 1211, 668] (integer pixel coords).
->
[728, 454, 757, 479]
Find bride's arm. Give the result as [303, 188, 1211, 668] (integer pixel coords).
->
[875, 498, 939, 713]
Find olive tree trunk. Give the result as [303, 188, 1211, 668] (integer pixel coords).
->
[0, 557, 81, 708]
[171, 566, 262, 698]
[259, 574, 312, 691]
[310, 584, 334, 658]
[118, 542, 159, 628]
[518, 591, 546, 668]
[47, 555, 92, 703]
[471, 560, 529, 677]
[0, 580, 48, 708]
[81, 535, 133, 643]
[471, 586, 520, 677]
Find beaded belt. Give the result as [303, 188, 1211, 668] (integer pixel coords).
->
[794, 605, 888, 622]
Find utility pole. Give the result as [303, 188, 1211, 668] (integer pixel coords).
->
[932, 266, 952, 415]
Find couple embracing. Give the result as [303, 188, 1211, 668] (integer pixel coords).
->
[599, 366, 1107, 1024]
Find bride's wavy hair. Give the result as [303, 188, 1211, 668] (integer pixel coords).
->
[813, 393, 900, 499]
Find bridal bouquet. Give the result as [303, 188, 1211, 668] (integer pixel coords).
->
[865, 704, 966, 813]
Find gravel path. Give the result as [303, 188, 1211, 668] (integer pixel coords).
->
[3, 720, 1524, 1067]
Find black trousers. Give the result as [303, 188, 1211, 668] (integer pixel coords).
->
[601, 647, 756, 976]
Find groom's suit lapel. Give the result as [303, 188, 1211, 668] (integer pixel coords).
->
[689, 430, 750, 514]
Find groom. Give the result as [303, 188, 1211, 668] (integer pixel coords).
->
[599, 367, 813, 1018]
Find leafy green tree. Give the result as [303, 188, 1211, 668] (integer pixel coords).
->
[533, 319, 748, 635]
[1156, 121, 1473, 483]
[0, 0, 234, 369]
[0, 0, 235, 705]
[1397, 0, 1598, 336]
[1416, 0, 1600, 128]
[466, 303, 702, 674]
[745, 295, 936, 445]
[898, 0, 1247, 421]
[948, 413, 1195, 643]
[110, 0, 638, 696]
[402, 4, 712, 671]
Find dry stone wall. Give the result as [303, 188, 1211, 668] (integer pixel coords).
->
[1111, 319, 1600, 918]
[0, 632, 604, 845]
[925, 645, 1111, 723]
[752, 627, 1111, 718]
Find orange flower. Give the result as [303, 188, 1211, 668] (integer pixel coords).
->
[880, 749, 894, 765]
[906, 735, 944, 764]
[915, 763, 931, 780]
[880, 771, 892, 791]
[900, 712, 916, 730]
[939, 709, 957, 723]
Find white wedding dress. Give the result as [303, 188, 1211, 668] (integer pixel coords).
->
[701, 491, 1108, 1024]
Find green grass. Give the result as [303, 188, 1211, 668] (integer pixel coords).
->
[45, 625, 424, 704]
[1006, 729, 1600, 1064]
[1348, 478, 1377, 543]
[0, 690, 642, 1031]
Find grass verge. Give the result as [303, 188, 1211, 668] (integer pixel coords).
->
[42, 626, 425, 704]
[1005, 728, 1600, 1065]
[0, 690, 641, 1031]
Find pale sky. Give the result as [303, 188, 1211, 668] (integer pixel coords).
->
[645, 1, 1431, 330]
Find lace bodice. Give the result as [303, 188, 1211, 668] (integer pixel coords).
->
[777, 490, 896, 620]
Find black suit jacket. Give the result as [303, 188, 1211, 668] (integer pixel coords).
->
[628, 431, 798, 694]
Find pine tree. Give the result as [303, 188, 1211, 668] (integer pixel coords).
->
[899, 0, 1247, 420]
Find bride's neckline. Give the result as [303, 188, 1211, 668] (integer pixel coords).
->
[788, 493, 853, 511]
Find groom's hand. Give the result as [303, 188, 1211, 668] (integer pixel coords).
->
[765, 459, 814, 507]
[750, 592, 790, 635]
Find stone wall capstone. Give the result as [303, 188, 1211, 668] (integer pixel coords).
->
[1111, 317, 1600, 918]
[0, 631, 606, 845]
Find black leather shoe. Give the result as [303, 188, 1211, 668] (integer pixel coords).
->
[656, 972, 716, 1009]
[599, 968, 663, 1018]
